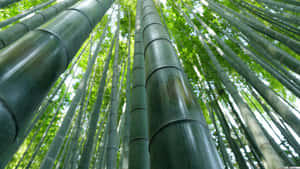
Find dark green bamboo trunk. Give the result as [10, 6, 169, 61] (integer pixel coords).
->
[142, 0, 223, 168]
[0, 47, 83, 168]
[0, 0, 79, 49]
[0, 0, 114, 156]
[39, 46, 95, 169]
[128, 0, 150, 168]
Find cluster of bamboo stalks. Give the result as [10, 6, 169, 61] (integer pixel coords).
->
[0, 0, 299, 168]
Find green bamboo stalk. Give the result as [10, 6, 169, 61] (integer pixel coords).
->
[106, 8, 121, 169]
[55, 130, 73, 169]
[0, 0, 79, 49]
[64, 62, 94, 169]
[236, 0, 300, 35]
[207, 85, 248, 169]
[0, 41, 86, 168]
[95, 109, 110, 169]
[0, 0, 56, 28]
[201, 0, 300, 74]
[128, 0, 150, 168]
[226, 4, 300, 55]
[244, 36, 300, 87]
[192, 12, 300, 137]
[119, 10, 131, 169]
[97, 125, 109, 169]
[13, 65, 78, 169]
[25, 74, 75, 169]
[249, 87, 300, 155]
[189, 13, 284, 167]
[142, 0, 223, 168]
[39, 32, 101, 168]
[78, 16, 115, 169]
[256, 0, 300, 12]
[0, 0, 114, 154]
[206, 102, 235, 169]
[225, 110, 258, 169]
[222, 31, 300, 98]
[91, 112, 107, 169]
[243, 93, 296, 165]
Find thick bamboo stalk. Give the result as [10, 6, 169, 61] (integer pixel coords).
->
[142, 0, 223, 168]
[39, 49, 94, 169]
[0, 0, 114, 154]
[0, 0, 79, 49]
[128, 0, 150, 168]
[13, 64, 78, 169]
[0, 43, 85, 167]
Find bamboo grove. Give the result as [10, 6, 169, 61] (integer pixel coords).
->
[0, 0, 299, 168]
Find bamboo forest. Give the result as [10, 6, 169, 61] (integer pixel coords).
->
[0, 0, 299, 168]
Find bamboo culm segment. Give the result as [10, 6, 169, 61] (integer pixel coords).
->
[0, 0, 114, 155]
[0, 50, 83, 167]
[0, 0, 79, 49]
[128, 0, 150, 168]
[39, 33, 99, 169]
[142, 0, 223, 168]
